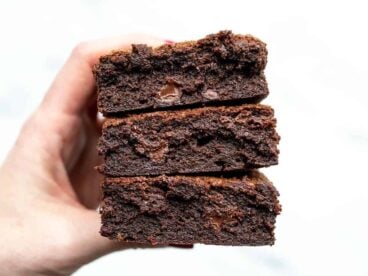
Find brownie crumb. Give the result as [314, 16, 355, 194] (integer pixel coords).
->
[94, 30, 268, 115]
[100, 171, 281, 245]
[98, 104, 280, 177]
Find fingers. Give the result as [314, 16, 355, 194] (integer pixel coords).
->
[12, 34, 165, 177]
[41, 34, 165, 117]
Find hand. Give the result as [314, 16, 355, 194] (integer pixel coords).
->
[0, 34, 165, 275]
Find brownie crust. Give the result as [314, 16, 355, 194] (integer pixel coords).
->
[94, 31, 268, 115]
[100, 171, 281, 245]
[98, 104, 279, 177]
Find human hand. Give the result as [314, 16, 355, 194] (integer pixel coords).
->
[0, 34, 165, 275]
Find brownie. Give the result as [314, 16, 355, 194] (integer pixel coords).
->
[100, 171, 281, 245]
[94, 31, 268, 115]
[98, 104, 279, 177]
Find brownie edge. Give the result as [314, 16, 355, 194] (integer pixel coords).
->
[100, 171, 281, 245]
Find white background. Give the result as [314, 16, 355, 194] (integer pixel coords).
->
[1, 0, 368, 275]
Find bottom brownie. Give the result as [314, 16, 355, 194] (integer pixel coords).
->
[100, 171, 281, 246]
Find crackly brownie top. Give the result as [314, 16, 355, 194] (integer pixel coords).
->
[106, 170, 270, 188]
[93, 30, 267, 77]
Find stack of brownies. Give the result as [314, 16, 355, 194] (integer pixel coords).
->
[94, 31, 281, 246]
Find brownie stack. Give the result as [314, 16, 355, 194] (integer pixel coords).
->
[94, 31, 281, 246]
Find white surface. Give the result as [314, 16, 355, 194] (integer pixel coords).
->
[1, 0, 368, 275]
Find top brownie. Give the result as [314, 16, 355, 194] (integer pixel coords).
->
[94, 31, 268, 115]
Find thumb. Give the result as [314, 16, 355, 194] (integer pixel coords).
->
[73, 210, 126, 262]
[78, 211, 190, 257]
[72, 210, 153, 266]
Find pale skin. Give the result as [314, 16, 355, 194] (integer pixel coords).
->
[0, 34, 167, 275]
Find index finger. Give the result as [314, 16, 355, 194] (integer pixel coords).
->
[41, 34, 165, 116]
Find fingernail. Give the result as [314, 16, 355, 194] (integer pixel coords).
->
[165, 39, 175, 45]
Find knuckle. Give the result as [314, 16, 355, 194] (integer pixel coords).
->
[71, 41, 92, 59]
[19, 110, 44, 138]
[20, 113, 38, 134]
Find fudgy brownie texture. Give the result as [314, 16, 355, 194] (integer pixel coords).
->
[98, 104, 279, 177]
[94, 31, 268, 115]
[100, 171, 281, 245]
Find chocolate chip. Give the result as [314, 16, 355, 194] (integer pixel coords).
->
[157, 84, 182, 103]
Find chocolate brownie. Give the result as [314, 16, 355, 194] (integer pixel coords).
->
[100, 171, 281, 245]
[94, 31, 268, 115]
[98, 104, 279, 177]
